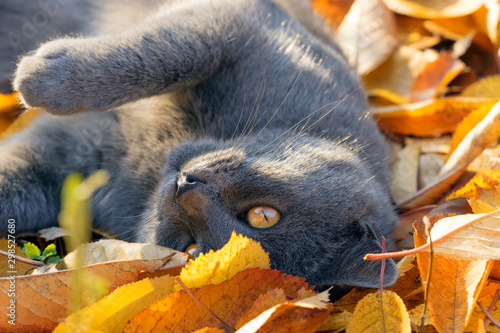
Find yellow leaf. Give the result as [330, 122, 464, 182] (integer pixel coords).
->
[176, 231, 270, 290]
[448, 168, 500, 200]
[53, 275, 175, 333]
[383, 0, 486, 19]
[461, 74, 500, 98]
[373, 97, 498, 136]
[408, 303, 433, 328]
[448, 104, 491, 157]
[346, 290, 411, 333]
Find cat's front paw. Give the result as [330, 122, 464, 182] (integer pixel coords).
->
[13, 39, 98, 115]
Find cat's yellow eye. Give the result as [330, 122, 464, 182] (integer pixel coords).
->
[247, 206, 281, 228]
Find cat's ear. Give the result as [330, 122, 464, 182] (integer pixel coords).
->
[326, 222, 398, 288]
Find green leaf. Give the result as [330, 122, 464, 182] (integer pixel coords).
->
[22, 242, 42, 260]
[46, 256, 62, 264]
[41, 243, 57, 258]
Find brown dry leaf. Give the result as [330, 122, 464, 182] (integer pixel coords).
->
[491, 260, 500, 280]
[364, 46, 426, 104]
[0, 239, 35, 277]
[317, 307, 353, 332]
[176, 231, 270, 291]
[383, 0, 486, 19]
[63, 239, 187, 268]
[312, 0, 355, 29]
[336, 0, 398, 75]
[236, 291, 330, 333]
[466, 280, 500, 333]
[53, 275, 175, 333]
[373, 97, 498, 136]
[345, 290, 411, 333]
[397, 164, 466, 211]
[124, 268, 313, 332]
[408, 51, 465, 103]
[413, 218, 493, 333]
[0, 258, 180, 332]
[390, 137, 420, 204]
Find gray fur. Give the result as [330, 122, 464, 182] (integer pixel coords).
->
[0, 0, 398, 292]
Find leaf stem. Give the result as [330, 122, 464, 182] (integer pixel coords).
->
[0, 249, 43, 267]
[478, 301, 500, 329]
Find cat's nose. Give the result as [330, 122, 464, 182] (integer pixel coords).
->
[176, 174, 203, 197]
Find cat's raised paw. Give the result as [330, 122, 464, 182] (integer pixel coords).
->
[13, 39, 100, 115]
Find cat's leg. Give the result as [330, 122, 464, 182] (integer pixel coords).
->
[0, 111, 128, 236]
[13, 0, 262, 114]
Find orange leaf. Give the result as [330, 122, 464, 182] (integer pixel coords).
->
[448, 104, 491, 157]
[373, 97, 498, 136]
[448, 168, 500, 200]
[236, 292, 330, 333]
[192, 329, 225, 333]
[125, 268, 313, 332]
[312, 0, 355, 29]
[409, 51, 465, 103]
[235, 288, 288, 329]
[413, 218, 493, 333]
[0, 92, 22, 114]
[465, 281, 500, 332]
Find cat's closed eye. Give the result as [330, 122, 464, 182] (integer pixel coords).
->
[245, 206, 281, 228]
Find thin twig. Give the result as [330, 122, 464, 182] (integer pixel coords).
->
[379, 236, 387, 333]
[478, 301, 500, 329]
[420, 216, 434, 333]
[175, 276, 235, 333]
[483, 288, 500, 330]
[0, 249, 43, 267]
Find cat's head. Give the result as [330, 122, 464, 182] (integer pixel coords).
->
[141, 134, 398, 292]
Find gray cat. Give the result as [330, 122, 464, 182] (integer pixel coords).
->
[0, 0, 399, 293]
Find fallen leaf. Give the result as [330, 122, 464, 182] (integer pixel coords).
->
[408, 51, 465, 102]
[192, 329, 226, 333]
[336, 0, 398, 75]
[373, 97, 498, 136]
[364, 46, 426, 104]
[0, 108, 40, 140]
[235, 288, 288, 329]
[63, 239, 187, 268]
[0, 239, 35, 277]
[447, 168, 500, 200]
[413, 217, 493, 333]
[383, 0, 486, 19]
[440, 101, 500, 176]
[390, 137, 420, 204]
[465, 280, 500, 333]
[53, 275, 175, 333]
[461, 74, 500, 98]
[448, 104, 491, 157]
[408, 303, 433, 328]
[236, 291, 330, 333]
[0, 258, 182, 332]
[345, 290, 411, 333]
[124, 268, 313, 332]
[312, 0, 355, 29]
[176, 231, 270, 291]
